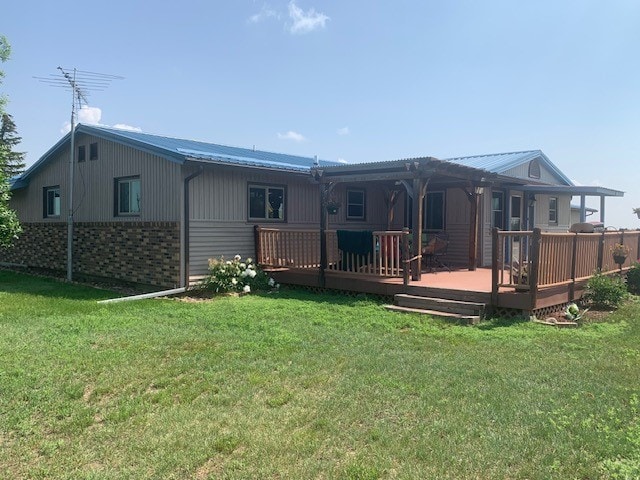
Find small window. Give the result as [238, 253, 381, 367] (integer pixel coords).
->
[43, 186, 61, 217]
[248, 184, 285, 221]
[346, 189, 366, 220]
[78, 145, 86, 163]
[90, 142, 98, 160]
[115, 176, 141, 216]
[549, 197, 558, 224]
[491, 191, 504, 229]
[423, 191, 445, 231]
[528, 160, 541, 179]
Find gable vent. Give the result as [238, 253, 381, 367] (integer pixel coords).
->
[528, 159, 541, 179]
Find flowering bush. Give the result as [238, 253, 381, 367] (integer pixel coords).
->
[202, 255, 278, 294]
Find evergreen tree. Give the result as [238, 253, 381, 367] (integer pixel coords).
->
[0, 113, 26, 178]
[0, 35, 21, 247]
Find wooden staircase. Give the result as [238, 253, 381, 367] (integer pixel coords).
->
[385, 292, 487, 324]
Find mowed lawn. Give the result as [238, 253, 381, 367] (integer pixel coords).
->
[1, 271, 639, 479]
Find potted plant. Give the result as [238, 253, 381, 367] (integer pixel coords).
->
[634, 207, 640, 219]
[612, 243, 630, 265]
[326, 200, 341, 215]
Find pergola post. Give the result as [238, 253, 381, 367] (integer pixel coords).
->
[411, 177, 425, 281]
[600, 195, 606, 225]
[580, 194, 586, 223]
[319, 182, 333, 287]
[466, 187, 481, 271]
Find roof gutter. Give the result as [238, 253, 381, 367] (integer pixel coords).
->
[183, 165, 204, 287]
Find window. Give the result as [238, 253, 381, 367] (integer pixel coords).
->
[90, 142, 98, 160]
[549, 197, 558, 224]
[248, 184, 285, 221]
[43, 186, 61, 217]
[115, 177, 141, 216]
[423, 191, 445, 231]
[78, 145, 86, 162]
[491, 191, 504, 229]
[346, 189, 365, 220]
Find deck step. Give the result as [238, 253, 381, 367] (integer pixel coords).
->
[384, 305, 481, 324]
[393, 294, 486, 318]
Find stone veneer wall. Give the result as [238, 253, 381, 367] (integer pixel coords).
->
[0, 222, 180, 287]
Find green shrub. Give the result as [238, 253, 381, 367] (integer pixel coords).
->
[201, 255, 277, 294]
[583, 272, 628, 310]
[626, 262, 640, 295]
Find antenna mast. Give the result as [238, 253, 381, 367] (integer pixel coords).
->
[35, 68, 123, 282]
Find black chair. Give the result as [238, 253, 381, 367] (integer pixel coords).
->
[422, 233, 450, 272]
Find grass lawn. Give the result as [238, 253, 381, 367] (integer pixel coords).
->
[1, 270, 640, 479]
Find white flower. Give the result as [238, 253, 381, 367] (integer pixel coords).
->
[240, 270, 248, 278]
[240, 263, 246, 269]
[226, 261, 232, 265]
[275, 284, 280, 289]
[268, 277, 275, 287]
[231, 278, 238, 285]
[234, 254, 242, 261]
[246, 258, 253, 264]
[248, 269, 257, 278]
[243, 285, 251, 293]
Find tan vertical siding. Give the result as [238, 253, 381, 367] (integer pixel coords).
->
[10, 133, 182, 222]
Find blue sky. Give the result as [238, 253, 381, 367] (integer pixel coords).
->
[2, 1, 640, 227]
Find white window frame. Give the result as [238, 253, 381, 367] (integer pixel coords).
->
[346, 189, 366, 221]
[44, 186, 61, 218]
[115, 176, 141, 216]
[248, 184, 286, 222]
[549, 197, 558, 225]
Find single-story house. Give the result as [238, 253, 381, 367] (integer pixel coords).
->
[2, 124, 625, 293]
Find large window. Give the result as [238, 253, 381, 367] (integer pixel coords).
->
[43, 186, 61, 217]
[346, 189, 366, 220]
[249, 184, 285, 221]
[115, 176, 141, 216]
[549, 197, 558, 224]
[423, 191, 445, 231]
[491, 191, 504, 229]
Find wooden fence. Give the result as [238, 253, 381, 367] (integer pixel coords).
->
[255, 227, 408, 277]
[492, 228, 640, 293]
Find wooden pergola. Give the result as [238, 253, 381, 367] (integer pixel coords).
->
[311, 158, 496, 285]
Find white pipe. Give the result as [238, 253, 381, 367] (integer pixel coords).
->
[97, 286, 187, 304]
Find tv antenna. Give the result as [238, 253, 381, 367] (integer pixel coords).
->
[35, 67, 124, 281]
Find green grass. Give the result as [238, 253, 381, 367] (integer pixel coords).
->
[1, 270, 640, 479]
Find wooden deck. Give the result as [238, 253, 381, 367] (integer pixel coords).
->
[268, 266, 493, 304]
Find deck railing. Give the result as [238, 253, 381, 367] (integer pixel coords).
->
[492, 229, 640, 297]
[255, 227, 409, 278]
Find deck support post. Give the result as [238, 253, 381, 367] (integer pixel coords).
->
[319, 181, 336, 288]
[569, 232, 578, 300]
[529, 228, 542, 310]
[464, 186, 481, 271]
[491, 228, 499, 307]
[411, 177, 425, 281]
[402, 227, 410, 286]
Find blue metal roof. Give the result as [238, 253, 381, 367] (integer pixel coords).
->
[445, 150, 573, 186]
[13, 124, 340, 189]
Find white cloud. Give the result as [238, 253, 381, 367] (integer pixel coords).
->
[113, 123, 143, 132]
[337, 126, 350, 136]
[248, 4, 279, 24]
[60, 106, 141, 134]
[337, 158, 348, 164]
[288, 1, 329, 34]
[277, 130, 306, 142]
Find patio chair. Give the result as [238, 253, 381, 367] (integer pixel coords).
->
[422, 233, 450, 272]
